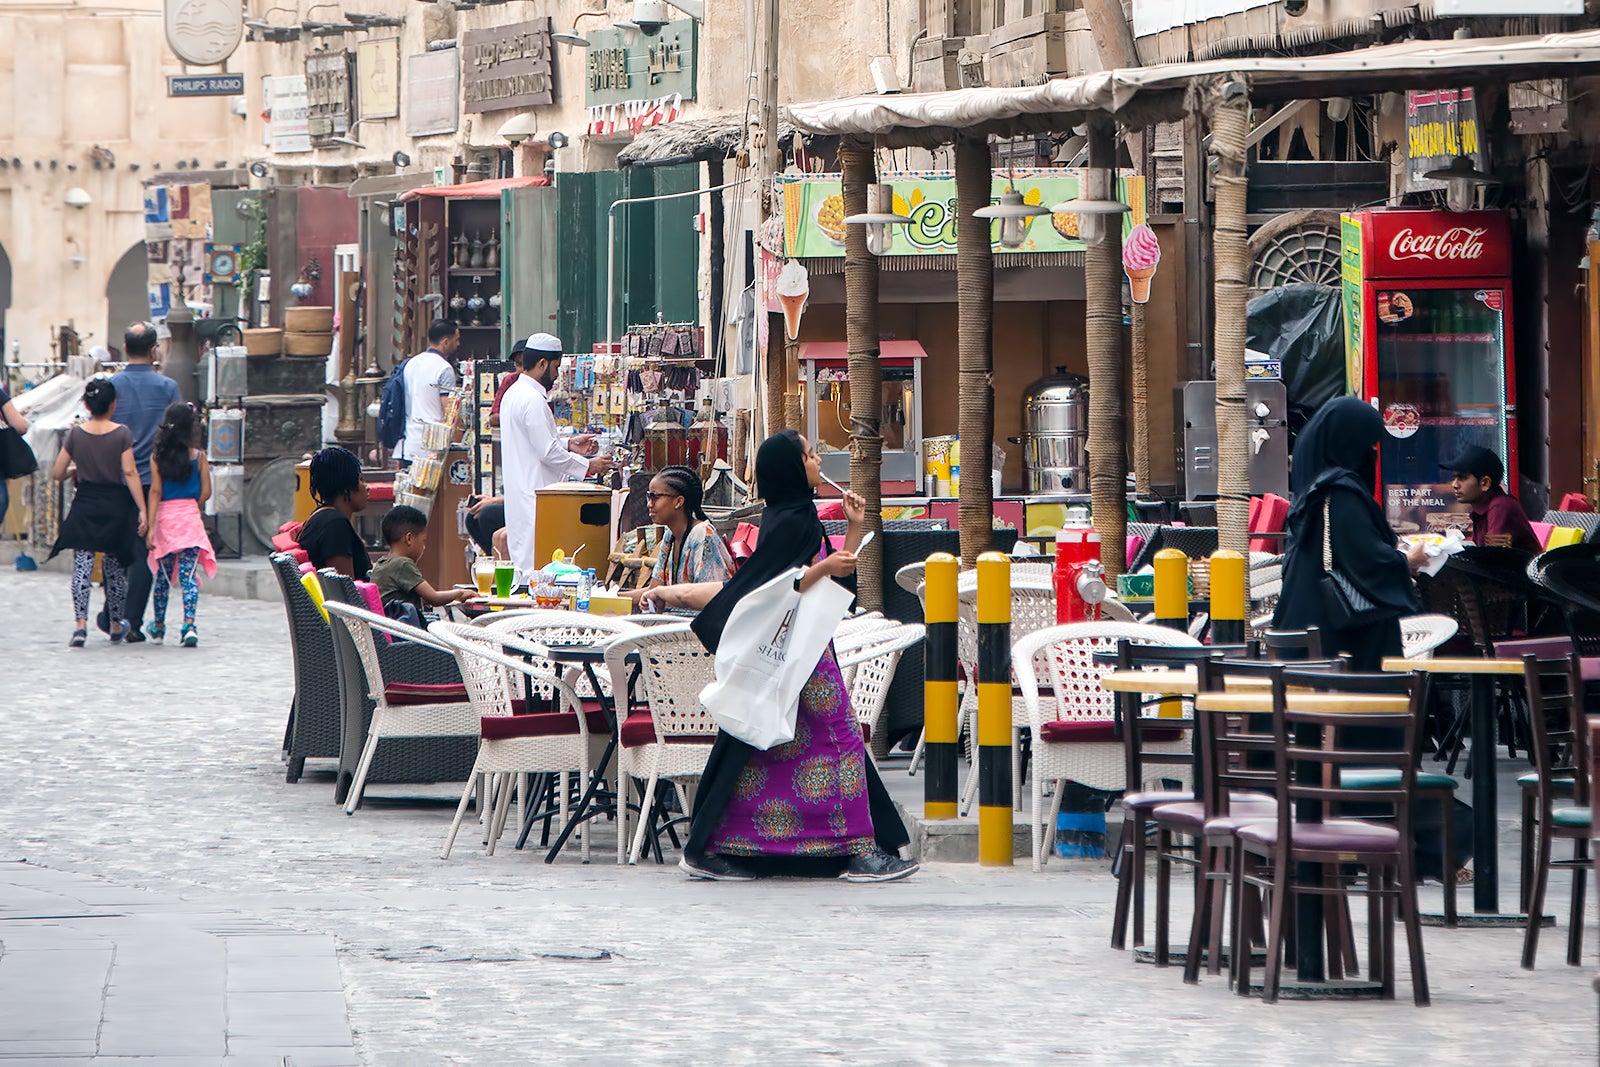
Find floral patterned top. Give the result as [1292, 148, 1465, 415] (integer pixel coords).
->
[651, 520, 735, 586]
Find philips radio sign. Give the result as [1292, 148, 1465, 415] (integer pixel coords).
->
[1363, 210, 1510, 279]
[1387, 226, 1488, 265]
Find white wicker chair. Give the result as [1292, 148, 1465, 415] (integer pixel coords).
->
[957, 578, 1061, 814]
[429, 621, 611, 860]
[1401, 613, 1458, 659]
[606, 625, 721, 864]
[1013, 622, 1202, 871]
[835, 623, 925, 760]
[478, 610, 641, 702]
[323, 601, 481, 817]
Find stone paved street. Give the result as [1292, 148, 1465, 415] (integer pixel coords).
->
[0, 566, 1595, 1064]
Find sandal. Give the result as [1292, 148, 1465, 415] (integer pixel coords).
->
[68, 629, 87, 648]
[1455, 866, 1474, 884]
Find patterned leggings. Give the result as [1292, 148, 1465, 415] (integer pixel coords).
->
[152, 548, 200, 625]
[72, 550, 127, 624]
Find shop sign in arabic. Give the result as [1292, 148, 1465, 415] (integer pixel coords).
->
[1405, 89, 1486, 191]
[584, 19, 696, 107]
[462, 19, 554, 112]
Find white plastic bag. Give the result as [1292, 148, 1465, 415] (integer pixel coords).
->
[700, 567, 855, 750]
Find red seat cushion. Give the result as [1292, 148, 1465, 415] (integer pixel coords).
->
[368, 483, 395, 502]
[619, 711, 716, 749]
[480, 709, 609, 741]
[1153, 795, 1275, 832]
[385, 681, 469, 706]
[1038, 719, 1184, 743]
[1123, 789, 1191, 812]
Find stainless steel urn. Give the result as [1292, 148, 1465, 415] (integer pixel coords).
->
[1021, 367, 1089, 493]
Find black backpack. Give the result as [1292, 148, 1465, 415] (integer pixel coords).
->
[376, 362, 407, 450]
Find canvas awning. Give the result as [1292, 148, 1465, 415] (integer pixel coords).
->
[787, 28, 1600, 146]
[799, 340, 928, 364]
[398, 176, 549, 202]
[617, 114, 814, 168]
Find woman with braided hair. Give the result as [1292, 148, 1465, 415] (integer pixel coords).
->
[296, 446, 371, 580]
[626, 464, 735, 608]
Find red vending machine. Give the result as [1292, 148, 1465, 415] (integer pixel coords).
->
[1340, 208, 1516, 534]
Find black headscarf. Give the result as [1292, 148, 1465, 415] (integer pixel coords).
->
[1285, 396, 1385, 522]
[691, 430, 827, 652]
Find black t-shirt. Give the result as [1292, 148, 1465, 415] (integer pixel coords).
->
[299, 507, 371, 580]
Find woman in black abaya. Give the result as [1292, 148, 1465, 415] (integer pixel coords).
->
[1273, 396, 1425, 668]
[674, 430, 916, 882]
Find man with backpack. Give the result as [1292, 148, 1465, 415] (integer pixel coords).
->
[385, 319, 459, 466]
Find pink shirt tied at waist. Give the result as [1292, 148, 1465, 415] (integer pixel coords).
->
[147, 498, 218, 582]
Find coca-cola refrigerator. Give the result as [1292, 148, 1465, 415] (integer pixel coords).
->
[1340, 208, 1516, 534]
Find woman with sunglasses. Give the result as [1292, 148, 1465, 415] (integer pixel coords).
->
[625, 465, 734, 608]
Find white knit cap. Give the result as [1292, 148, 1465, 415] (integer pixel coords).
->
[525, 332, 563, 353]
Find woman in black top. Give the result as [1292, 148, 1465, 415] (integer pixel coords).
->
[297, 447, 371, 580]
[0, 385, 29, 527]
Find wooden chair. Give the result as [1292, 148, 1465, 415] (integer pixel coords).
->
[1520, 653, 1592, 969]
[1229, 668, 1430, 1005]
[1106, 641, 1252, 957]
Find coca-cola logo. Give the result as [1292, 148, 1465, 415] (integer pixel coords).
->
[1387, 226, 1487, 263]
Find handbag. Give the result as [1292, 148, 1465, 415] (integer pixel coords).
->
[699, 567, 855, 750]
[1318, 497, 1381, 629]
[0, 422, 37, 480]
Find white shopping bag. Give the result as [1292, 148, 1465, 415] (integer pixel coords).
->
[700, 567, 856, 750]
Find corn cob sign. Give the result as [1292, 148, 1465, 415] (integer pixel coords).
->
[781, 170, 1144, 258]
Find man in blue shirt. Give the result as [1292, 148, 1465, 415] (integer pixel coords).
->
[97, 322, 182, 642]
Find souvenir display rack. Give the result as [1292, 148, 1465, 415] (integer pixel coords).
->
[470, 358, 515, 497]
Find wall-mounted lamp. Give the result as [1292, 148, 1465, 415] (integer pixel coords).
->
[63, 187, 91, 209]
[1423, 154, 1496, 213]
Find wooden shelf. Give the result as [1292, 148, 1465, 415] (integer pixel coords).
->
[449, 268, 499, 277]
[455, 324, 501, 331]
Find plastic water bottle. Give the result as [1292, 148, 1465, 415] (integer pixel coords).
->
[576, 568, 594, 612]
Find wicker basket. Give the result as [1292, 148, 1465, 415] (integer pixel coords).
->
[285, 306, 335, 333]
[242, 328, 283, 356]
[284, 330, 333, 357]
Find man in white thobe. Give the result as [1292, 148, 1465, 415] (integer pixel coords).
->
[499, 332, 612, 577]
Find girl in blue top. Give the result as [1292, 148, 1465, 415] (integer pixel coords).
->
[145, 403, 216, 646]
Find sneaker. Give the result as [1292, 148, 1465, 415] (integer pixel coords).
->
[68, 629, 87, 648]
[678, 852, 756, 882]
[122, 626, 146, 645]
[146, 623, 166, 645]
[180, 624, 198, 648]
[840, 849, 919, 883]
[109, 622, 125, 644]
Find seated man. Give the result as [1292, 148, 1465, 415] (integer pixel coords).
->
[1442, 445, 1540, 554]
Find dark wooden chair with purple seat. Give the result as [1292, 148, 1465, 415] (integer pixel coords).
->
[1519, 653, 1592, 969]
[1107, 640, 1252, 957]
[1229, 667, 1431, 1005]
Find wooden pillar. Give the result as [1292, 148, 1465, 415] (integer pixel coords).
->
[1208, 79, 1252, 566]
[1084, 120, 1127, 577]
[954, 133, 995, 567]
[842, 137, 884, 610]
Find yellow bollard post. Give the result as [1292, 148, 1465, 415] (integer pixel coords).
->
[1209, 549, 1247, 646]
[1153, 547, 1188, 632]
[923, 553, 960, 820]
[976, 551, 1013, 866]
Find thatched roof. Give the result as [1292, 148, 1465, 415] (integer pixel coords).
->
[616, 114, 816, 169]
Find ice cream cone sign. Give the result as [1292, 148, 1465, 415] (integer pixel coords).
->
[777, 259, 810, 341]
[1123, 223, 1161, 304]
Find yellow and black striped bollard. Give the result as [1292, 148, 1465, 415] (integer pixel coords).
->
[976, 551, 1013, 866]
[922, 553, 960, 820]
[1209, 549, 1246, 645]
[1153, 547, 1189, 633]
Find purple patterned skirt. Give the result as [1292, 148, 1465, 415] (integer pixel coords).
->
[704, 647, 878, 858]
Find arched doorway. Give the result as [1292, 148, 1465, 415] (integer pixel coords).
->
[105, 243, 149, 353]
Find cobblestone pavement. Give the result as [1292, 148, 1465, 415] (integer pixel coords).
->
[0, 567, 1594, 1064]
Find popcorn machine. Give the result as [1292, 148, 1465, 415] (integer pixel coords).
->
[800, 341, 925, 491]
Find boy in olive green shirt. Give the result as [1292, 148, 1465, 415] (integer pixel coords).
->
[371, 505, 475, 612]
